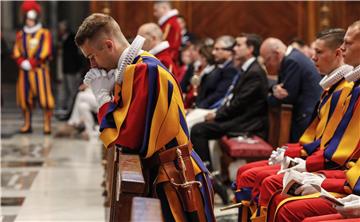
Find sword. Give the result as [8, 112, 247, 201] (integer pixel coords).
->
[170, 148, 202, 189]
[220, 202, 243, 211]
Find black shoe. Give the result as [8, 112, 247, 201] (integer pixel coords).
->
[43, 130, 51, 135]
[213, 175, 229, 205]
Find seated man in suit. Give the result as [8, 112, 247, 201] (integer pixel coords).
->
[262, 38, 322, 142]
[191, 33, 268, 172]
[190, 34, 268, 204]
[137, 22, 178, 77]
[196, 35, 238, 109]
[186, 36, 238, 129]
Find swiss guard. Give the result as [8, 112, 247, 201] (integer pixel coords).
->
[13, 0, 55, 134]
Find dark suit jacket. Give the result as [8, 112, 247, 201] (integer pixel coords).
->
[196, 60, 237, 108]
[62, 33, 83, 74]
[180, 63, 195, 93]
[268, 48, 322, 141]
[215, 59, 269, 139]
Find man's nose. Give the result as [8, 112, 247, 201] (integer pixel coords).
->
[311, 55, 317, 62]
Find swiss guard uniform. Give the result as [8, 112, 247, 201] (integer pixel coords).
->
[97, 36, 215, 222]
[13, 0, 54, 134]
[158, 9, 182, 62]
[263, 71, 360, 222]
[233, 65, 354, 221]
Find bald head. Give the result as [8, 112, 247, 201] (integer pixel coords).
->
[260, 38, 287, 56]
[137, 23, 164, 51]
[260, 38, 287, 75]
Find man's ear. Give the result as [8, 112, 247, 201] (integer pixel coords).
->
[335, 47, 342, 57]
[104, 40, 114, 50]
[249, 45, 254, 56]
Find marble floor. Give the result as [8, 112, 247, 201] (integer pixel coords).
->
[1, 84, 237, 222]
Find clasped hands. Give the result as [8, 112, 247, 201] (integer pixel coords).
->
[335, 194, 360, 218]
[268, 146, 287, 165]
[273, 84, 288, 99]
[83, 68, 116, 107]
[279, 157, 324, 195]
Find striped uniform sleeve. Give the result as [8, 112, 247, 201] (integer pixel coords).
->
[321, 178, 348, 194]
[98, 63, 149, 149]
[13, 31, 26, 65]
[34, 29, 52, 64]
[317, 170, 346, 179]
[346, 158, 360, 195]
[306, 150, 326, 172]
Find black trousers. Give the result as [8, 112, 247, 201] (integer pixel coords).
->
[190, 121, 227, 171]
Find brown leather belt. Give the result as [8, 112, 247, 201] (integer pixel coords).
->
[142, 143, 192, 169]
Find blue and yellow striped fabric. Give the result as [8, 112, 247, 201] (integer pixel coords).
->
[13, 28, 54, 110]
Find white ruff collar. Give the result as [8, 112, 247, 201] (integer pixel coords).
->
[115, 35, 145, 84]
[345, 65, 360, 82]
[149, 41, 170, 56]
[319, 64, 353, 90]
[24, 23, 42, 34]
[158, 9, 179, 26]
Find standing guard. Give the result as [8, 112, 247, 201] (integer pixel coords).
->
[13, 0, 54, 134]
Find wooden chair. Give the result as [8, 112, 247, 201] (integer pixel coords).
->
[105, 146, 163, 222]
[267, 104, 293, 148]
[219, 104, 293, 181]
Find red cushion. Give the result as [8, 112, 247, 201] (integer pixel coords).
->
[220, 136, 273, 158]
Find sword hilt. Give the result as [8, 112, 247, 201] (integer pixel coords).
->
[170, 178, 202, 188]
[170, 148, 202, 188]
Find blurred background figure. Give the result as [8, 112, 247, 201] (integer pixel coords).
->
[12, 0, 54, 134]
[179, 42, 201, 92]
[262, 38, 322, 142]
[54, 83, 98, 141]
[137, 22, 178, 78]
[55, 20, 83, 120]
[153, 1, 182, 62]
[1, 33, 10, 107]
[183, 42, 215, 109]
[290, 37, 315, 58]
[177, 14, 196, 48]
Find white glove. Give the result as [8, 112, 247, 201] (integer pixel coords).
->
[335, 194, 360, 218]
[83, 68, 115, 107]
[268, 147, 286, 165]
[20, 60, 32, 71]
[278, 157, 306, 174]
[294, 174, 325, 195]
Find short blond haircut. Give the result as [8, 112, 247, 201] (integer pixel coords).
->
[75, 13, 124, 47]
[349, 20, 360, 38]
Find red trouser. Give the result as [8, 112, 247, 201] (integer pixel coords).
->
[303, 214, 360, 222]
[236, 162, 278, 189]
[251, 168, 279, 200]
[259, 170, 347, 207]
[235, 160, 268, 188]
[302, 214, 344, 222]
[269, 193, 337, 222]
[259, 174, 284, 207]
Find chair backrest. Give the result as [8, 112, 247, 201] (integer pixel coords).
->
[268, 104, 293, 147]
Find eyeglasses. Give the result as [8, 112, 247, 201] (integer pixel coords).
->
[213, 47, 233, 52]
